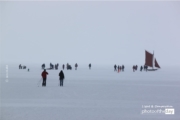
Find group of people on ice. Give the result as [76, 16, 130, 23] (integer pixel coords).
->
[42, 63, 59, 70]
[34, 63, 152, 87]
[143, 65, 148, 71]
[41, 63, 92, 70]
[40, 63, 92, 87]
[132, 65, 138, 72]
[19, 64, 27, 69]
[114, 65, 125, 72]
[41, 69, 65, 87]
[133, 65, 148, 72]
[49, 63, 59, 70]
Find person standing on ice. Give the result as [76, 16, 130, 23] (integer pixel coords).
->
[133, 65, 135, 72]
[122, 65, 124, 71]
[89, 63, 91, 69]
[117, 65, 120, 72]
[62, 64, 65, 70]
[114, 64, 117, 71]
[66, 63, 69, 70]
[59, 70, 65, 86]
[144, 65, 146, 71]
[146, 66, 148, 71]
[136, 65, 138, 71]
[19, 64, 22, 69]
[75, 63, 78, 70]
[140, 66, 143, 71]
[41, 69, 48, 86]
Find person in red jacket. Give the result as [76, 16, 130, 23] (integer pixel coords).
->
[41, 69, 48, 86]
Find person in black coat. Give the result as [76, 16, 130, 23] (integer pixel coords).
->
[59, 70, 65, 86]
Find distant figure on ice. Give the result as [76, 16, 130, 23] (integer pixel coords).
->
[122, 65, 124, 72]
[140, 66, 143, 71]
[133, 65, 135, 72]
[135, 65, 138, 71]
[66, 63, 69, 70]
[59, 70, 65, 86]
[19, 64, 22, 69]
[144, 65, 148, 71]
[55, 64, 56, 70]
[62, 64, 65, 70]
[23, 66, 26, 69]
[28, 69, 29, 72]
[144, 65, 146, 71]
[55, 64, 59, 70]
[49, 63, 54, 69]
[75, 63, 78, 70]
[89, 63, 91, 69]
[120, 66, 122, 72]
[50, 63, 52, 69]
[41, 69, 48, 87]
[68, 65, 72, 70]
[42, 64, 45, 69]
[57, 63, 59, 70]
[114, 64, 117, 71]
[66, 63, 72, 70]
[117, 65, 120, 73]
[50, 63, 51, 69]
[146, 66, 148, 71]
[133, 65, 136, 71]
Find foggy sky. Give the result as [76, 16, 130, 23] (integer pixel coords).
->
[1, 1, 180, 66]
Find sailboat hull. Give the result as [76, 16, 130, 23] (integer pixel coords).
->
[147, 69, 158, 71]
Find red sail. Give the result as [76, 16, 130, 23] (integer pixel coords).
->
[155, 58, 160, 68]
[145, 50, 153, 67]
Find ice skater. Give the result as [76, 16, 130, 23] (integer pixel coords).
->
[59, 70, 65, 86]
[41, 69, 48, 87]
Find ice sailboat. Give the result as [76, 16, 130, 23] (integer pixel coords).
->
[144, 50, 160, 71]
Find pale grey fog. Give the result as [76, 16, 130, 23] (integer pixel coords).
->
[1, 1, 180, 66]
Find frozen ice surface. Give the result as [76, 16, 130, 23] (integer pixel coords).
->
[0, 64, 180, 120]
